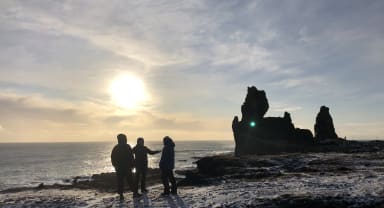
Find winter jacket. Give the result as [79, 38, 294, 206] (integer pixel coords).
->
[111, 139, 134, 171]
[159, 138, 175, 170]
[133, 145, 159, 168]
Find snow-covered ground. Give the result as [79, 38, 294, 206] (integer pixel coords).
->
[1, 176, 384, 208]
[0, 185, 195, 208]
[2, 151, 384, 207]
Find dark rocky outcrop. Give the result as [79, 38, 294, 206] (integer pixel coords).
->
[178, 140, 384, 187]
[233, 86, 315, 156]
[314, 106, 339, 140]
[73, 168, 166, 192]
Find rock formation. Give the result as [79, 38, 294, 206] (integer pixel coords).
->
[314, 106, 339, 140]
[240, 86, 269, 122]
[233, 86, 314, 156]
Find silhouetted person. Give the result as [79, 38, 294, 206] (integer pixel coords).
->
[133, 137, 160, 193]
[159, 136, 177, 196]
[111, 134, 141, 200]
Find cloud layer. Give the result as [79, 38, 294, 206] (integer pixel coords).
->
[1, 0, 383, 142]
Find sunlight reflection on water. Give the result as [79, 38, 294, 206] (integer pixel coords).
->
[0, 140, 234, 190]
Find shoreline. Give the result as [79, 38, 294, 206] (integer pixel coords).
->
[3, 140, 384, 207]
[1, 168, 169, 194]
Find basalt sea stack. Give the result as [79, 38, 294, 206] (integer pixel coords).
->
[232, 86, 315, 156]
[314, 106, 339, 140]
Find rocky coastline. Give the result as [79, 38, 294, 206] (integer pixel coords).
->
[2, 139, 384, 194]
[2, 140, 384, 207]
[180, 140, 384, 186]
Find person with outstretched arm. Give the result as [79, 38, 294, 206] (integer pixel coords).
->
[159, 136, 177, 196]
[111, 134, 141, 200]
[133, 137, 161, 193]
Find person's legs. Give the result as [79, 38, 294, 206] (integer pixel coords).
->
[127, 169, 141, 197]
[141, 167, 147, 192]
[168, 170, 177, 194]
[161, 169, 170, 194]
[116, 171, 125, 199]
[134, 168, 141, 193]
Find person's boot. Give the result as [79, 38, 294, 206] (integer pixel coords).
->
[133, 192, 142, 198]
[119, 193, 124, 201]
[161, 192, 170, 196]
[171, 187, 177, 195]
[161, 188, 170, 196]
[141, 188, 148, 193]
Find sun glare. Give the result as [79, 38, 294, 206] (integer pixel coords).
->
[109, 74, 148, 109]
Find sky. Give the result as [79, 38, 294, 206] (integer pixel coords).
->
[0, 0, 383, 142]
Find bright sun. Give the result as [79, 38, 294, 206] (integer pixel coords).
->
[109, 74, 148, 109]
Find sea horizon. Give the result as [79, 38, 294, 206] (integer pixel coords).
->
[1, 137, 383, 144]
[0, 138, 233, 144]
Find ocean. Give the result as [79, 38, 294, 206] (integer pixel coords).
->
[0, 140, 234, 191]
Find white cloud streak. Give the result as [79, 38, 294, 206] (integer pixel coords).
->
[2, 8, 183, 67]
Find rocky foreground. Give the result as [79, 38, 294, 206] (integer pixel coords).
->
[2, 141, 384, 207]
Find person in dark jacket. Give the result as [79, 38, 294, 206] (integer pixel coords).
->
[159, 136, 177, 195]
[133, 137, 160, 193]
[111, 134, 141, 200]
